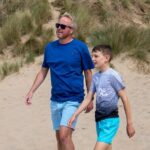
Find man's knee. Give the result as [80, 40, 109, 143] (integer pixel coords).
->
[59, 127, 72, 144]
[59, 132, 71, 144]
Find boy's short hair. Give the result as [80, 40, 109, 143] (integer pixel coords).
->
[92, 44, 113, 62]
[59, 12, 77, 30]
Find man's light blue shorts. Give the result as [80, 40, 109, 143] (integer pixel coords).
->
[96, 118, 120, 144]
[50, 100, 80, 130]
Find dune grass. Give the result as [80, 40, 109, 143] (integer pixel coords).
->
[1, 10, 34, 46]
[51, 0, 73, 13]
[121, 0, 131, 9]
[145, 0, 150, 4]
[1, 0, 26, 14]
[30, 0, 52, 25]
[19, 11, 33, 35]
[0, 61, 22, 79]
[72, 5, 97, 41]
[91, 0, 112, 22]
[1, 14, 21, 45]
[41, 28, 54, 46]
[0, 0, 52, 47]
[0, 34, 6, 54]
[89, 22, 150, 63]
[25, 52, 35, 64]
[0, 0, 54, 79]
[0, 0, 150, 78]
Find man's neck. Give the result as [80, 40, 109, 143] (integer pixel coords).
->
[59, 37, 73, 44]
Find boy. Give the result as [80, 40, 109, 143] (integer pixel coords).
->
[68, 45, 135, 150]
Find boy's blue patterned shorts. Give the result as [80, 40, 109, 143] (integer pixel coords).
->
[96, 118, 120, 144]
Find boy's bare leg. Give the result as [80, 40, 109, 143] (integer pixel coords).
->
[94, 142, 111, 150]
[107, 145, 112, 150]
[56, 126, 74, 150]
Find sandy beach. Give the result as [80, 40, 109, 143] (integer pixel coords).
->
[0, 55, 150, 150]
[0, 0, 150, 149]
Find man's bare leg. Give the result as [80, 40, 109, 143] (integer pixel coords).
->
[56, 131, 62, 150]
[59, 126, 74, 150]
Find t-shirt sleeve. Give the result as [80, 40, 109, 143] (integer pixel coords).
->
[110, 74, 125, 93]
[80, 44, 94, 70]
[89, 77, 96, 93]
[42, 44, 49, 68]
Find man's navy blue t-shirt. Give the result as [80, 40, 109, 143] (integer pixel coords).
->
[42, 39, 94, 103]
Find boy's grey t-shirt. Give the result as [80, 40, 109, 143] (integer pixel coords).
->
[90, 68, 125, 121]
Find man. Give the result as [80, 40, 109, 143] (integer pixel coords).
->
[25, 12, 94, 150]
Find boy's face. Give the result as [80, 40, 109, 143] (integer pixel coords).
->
[92, 51, 109, 69]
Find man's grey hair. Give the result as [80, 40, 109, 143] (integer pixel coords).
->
[59, 12, 77, 30]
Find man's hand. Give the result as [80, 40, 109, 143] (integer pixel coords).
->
[85, 101, 94, 113]
[25, 92, 33, 105]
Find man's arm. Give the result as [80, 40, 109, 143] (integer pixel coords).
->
[84, 69, 94, 113]
[25, 67, 49, 105]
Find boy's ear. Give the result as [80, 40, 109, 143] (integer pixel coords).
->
[105, 55, 111, 62]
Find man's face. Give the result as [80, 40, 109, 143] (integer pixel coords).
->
[56, 17, 73, 39]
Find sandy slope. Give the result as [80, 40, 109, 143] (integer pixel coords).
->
[0, 54, 150, 150]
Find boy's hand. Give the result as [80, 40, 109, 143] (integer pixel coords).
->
[126, 124, 135, 138]
[85, 101, 93, 113]
[68, 115, 76, 128]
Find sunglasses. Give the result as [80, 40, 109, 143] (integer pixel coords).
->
[55, 23, 72, 30]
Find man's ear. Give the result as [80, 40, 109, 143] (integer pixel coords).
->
[70, 29, 74, 34]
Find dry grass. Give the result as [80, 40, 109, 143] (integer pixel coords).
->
[0, 0, 150, 79]
[0, 61, 22, 79]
